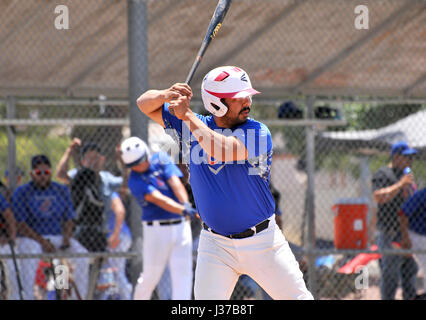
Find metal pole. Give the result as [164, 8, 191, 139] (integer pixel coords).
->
[127, 0, 148, 297]
[305, 96, 317, 299]
[6, 96, 17, 193]
[127, 0, 149, 141]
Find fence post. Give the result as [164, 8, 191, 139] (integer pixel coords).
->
[6, 96, 17, 193]
[127, 0, 149, 142]
[305, 95, 317, 299]
[127, 0, 149, 297]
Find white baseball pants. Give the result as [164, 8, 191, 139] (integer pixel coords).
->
[194, 216, 314, 300]
[133, 219, 193, 300]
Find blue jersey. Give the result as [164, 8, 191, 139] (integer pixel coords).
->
[0, 193, 9, 212]
[12, 181, 75, 235]
[162, 103, 275, 235]
[401, 188, 426, 236]
[0, 193, 9, 227]
[128, 152, 183, 221]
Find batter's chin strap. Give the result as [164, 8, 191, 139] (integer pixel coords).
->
[220, 98, 229, 108]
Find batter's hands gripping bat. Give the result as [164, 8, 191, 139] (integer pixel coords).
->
[169, 0, 232, 115]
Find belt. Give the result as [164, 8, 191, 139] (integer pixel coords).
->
[202, 218, 270, 239]
[146, 219, 183, 226]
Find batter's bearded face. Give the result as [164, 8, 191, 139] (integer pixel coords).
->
[222, 96, 252, 125]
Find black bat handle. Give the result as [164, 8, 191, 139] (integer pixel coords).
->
[185, 55, 202, 85]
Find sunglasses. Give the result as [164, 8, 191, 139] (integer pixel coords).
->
[32, 169, 51, 176]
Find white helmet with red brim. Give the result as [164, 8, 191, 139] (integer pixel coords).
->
[201, 66, 260, 117]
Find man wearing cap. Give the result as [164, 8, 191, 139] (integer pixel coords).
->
[11, 155, 90, 300]
[120, 136, 196, 300]
[136, 66, 313, 300]
[56, 139, 133, 299]
[372, 141, 419, 300]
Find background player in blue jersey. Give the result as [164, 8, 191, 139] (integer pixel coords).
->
[136, 66, 313, 300]
[400, 187, 426, 296]
[12, 155, 90, 299]
[120, 136, 197, 300]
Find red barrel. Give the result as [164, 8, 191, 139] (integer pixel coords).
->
[333, 198, 368, 249]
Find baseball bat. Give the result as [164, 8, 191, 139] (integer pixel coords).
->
[185, 0, 232, 85]
[170, 0, 232, 115]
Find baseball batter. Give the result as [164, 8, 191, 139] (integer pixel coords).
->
[136, 66, 313, 300]
[120, 137, 197, 300]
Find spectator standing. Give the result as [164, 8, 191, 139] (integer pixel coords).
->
[56, 139, 132, 298]
[372, 141, 419, 300]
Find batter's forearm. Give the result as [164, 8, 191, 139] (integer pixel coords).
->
[137, 90, 168, 115]
[184, 112, 247, 162]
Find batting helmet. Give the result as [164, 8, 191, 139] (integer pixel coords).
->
[201, 66, 260, 117]
[120, 136, 151, 168]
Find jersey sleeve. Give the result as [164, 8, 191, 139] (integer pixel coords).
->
[162, 102, 184, 136]
[0, 193, 9, 212]
[128, 177, 157, 200]
[162, 102, 203, 147]
[233, 122, 272, 160]
[401, 189, 425, 217]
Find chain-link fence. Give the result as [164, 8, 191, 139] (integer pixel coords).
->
[0, 0, 425, 300]
[1, 99, 425, 300]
